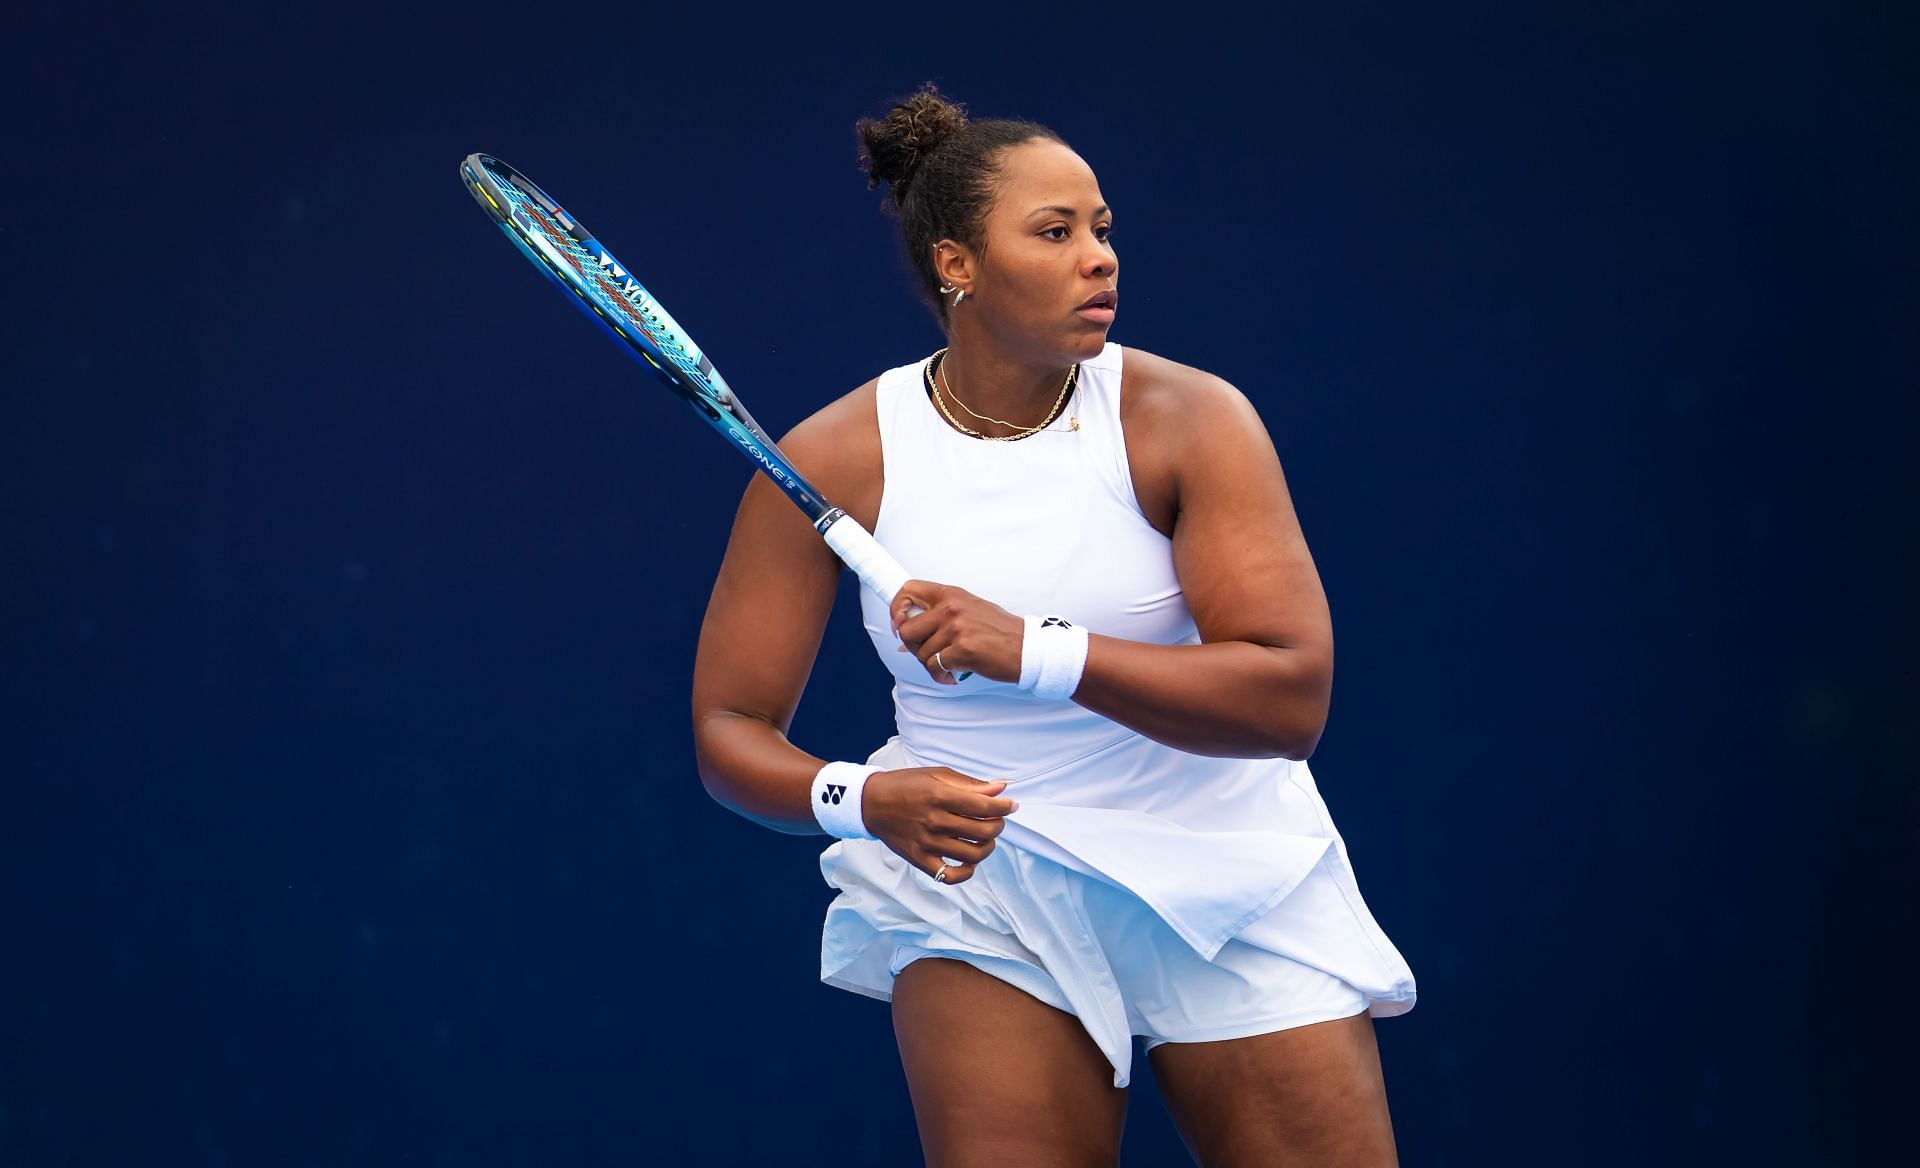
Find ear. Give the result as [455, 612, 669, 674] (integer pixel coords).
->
[931, 240, 975, 291]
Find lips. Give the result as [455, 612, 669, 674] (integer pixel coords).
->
[1076, 289, 1118, 325]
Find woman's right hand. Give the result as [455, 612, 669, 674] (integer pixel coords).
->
[861, 766, 1019, 885]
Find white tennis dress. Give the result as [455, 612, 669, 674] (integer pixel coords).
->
[819, 343, 1416, 1087]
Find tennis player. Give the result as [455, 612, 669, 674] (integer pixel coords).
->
[693, 85, 1416, 1167]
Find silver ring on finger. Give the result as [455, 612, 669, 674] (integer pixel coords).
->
[932, 863, 949, 883]
[933, 650, 947, 673]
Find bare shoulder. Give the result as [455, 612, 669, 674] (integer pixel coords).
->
[778, 377, 879, 463]
[1117, 347, 1272, 531]
[770, 377, 884, 529]
[1119, 347, 1264, 441]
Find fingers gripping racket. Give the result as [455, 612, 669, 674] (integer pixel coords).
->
[459, 153, 939, 649]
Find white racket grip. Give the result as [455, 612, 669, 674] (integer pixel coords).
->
[818, 511, 911, 604]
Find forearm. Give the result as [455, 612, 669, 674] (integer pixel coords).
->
[693, 709, 828, 835]
[1071, 636, 1331, 759]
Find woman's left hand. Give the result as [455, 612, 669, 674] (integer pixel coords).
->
[891, 580, 1025, 686]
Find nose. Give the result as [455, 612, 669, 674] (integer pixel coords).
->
[1081, 238, 1116, 283]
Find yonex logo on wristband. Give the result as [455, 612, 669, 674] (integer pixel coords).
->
[812, 763, 878, 841]
[1041, 616, 1074, 628]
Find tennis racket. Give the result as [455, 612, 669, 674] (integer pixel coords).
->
[458, 154, 963, 674]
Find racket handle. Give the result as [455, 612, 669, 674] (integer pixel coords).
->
[817, 510, 971, 680]
[818, 509, 911, 603]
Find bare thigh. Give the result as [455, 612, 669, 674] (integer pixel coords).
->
[891, 957, 1128, 1168]
[1148, 1010, 1398, 1168]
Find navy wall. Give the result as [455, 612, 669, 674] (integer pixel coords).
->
[4, 2, 1910, 1164]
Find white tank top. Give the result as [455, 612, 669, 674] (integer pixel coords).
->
[859, 342, 1196, 781]
[852, 343, 1415, 1007]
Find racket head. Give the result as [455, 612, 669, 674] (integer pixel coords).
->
[460, 153, 829, 520]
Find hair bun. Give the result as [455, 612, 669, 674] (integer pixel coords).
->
[857, 84, 969, 205]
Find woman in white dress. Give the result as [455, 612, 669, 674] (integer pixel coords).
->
[692, 85, 1415, 1167]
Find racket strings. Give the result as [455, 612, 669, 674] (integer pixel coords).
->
[495, 182, 671, 338]
[485, 164, 719, 398]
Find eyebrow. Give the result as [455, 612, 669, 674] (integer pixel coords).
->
[1026, 204, 1112, 219]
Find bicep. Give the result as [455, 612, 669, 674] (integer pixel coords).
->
[1169, 383, 1332, 661]
[690, 468, 844, 734]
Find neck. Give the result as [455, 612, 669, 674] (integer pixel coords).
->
[936, 335, 1078, 439]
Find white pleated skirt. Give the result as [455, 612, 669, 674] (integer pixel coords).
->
[822, 835, 1379, 1088]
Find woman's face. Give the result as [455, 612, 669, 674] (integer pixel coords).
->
[954, 139, 1118, 364]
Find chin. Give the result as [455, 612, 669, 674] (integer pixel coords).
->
[1067, 329, 1112, 361]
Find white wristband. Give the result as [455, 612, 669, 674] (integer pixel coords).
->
[1018, 614, 1090, 700]
[811, 761, 881, 840]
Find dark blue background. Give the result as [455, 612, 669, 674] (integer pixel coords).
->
[5, 2, 1911, 1164]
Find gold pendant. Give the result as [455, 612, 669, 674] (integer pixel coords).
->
[1070, 415, 1080, 431]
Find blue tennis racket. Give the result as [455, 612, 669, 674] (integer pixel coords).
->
[459, 153, 927, 627]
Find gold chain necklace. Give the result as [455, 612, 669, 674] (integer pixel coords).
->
[923, 348, 1079, 441]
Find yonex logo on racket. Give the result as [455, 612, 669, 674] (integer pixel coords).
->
[597, 254, 653, 310]
[822, 784, 847, 805]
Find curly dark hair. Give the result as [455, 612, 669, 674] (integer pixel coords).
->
[856, 84, 1064, 325]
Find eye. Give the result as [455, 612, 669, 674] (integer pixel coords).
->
[1041, 225, 1070, 241]
[1095, 223, 1114, 242]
